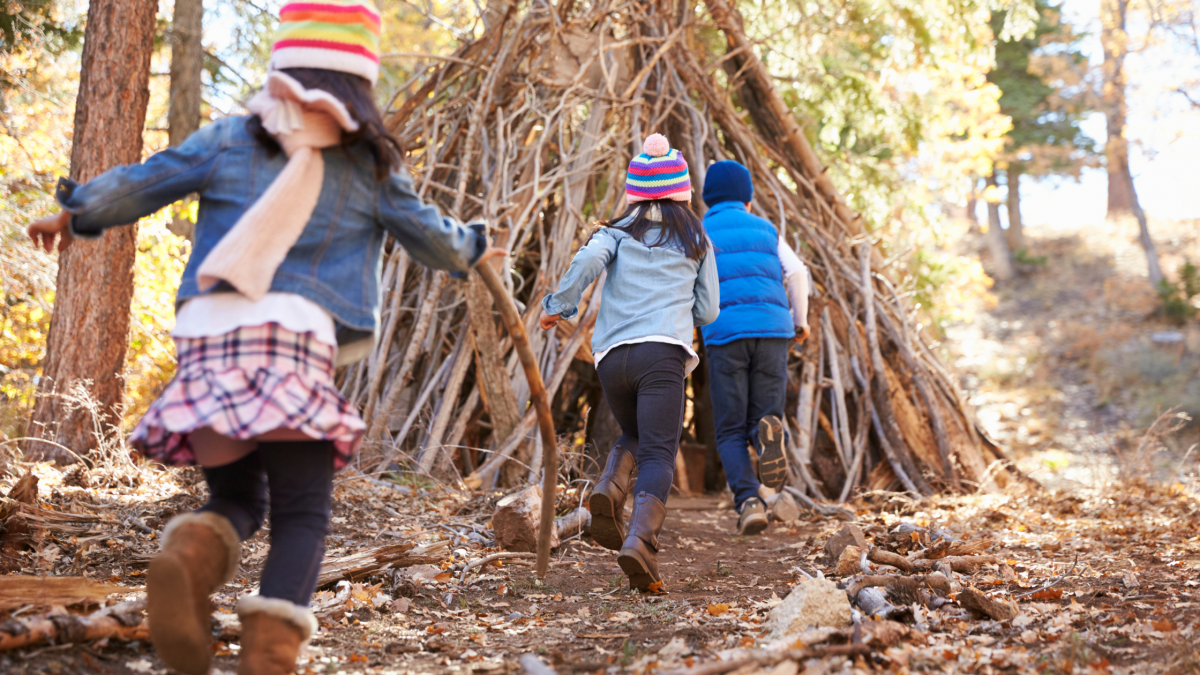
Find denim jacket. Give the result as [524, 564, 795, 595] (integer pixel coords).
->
[56, 115, 485, 348]
[542, 224, 720, 356]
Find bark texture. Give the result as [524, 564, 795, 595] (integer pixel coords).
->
[25, 0, 158, 463]
[168, 0, 203, 147]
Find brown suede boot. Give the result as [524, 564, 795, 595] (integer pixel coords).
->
[588, 440, 637, 550]
[148, 512, 241, 675]
[617, 492, 667, 592]
[237, 596, 318, 675]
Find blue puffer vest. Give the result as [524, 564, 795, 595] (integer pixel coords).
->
[700, 201, 795, 346]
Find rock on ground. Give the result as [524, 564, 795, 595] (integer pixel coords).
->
[766, 577, 852, 639]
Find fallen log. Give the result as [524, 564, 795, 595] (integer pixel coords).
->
[316, 541, 449, 588]
[0, 576, 130, 612]
[0, 599, 147, 653]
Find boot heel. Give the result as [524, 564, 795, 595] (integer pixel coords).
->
[588, 491, 625, 551]
[617, 549, 654, 591]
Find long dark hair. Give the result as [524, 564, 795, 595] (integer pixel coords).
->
[247, 67, 403, 180]
[604, 200, 708, 261]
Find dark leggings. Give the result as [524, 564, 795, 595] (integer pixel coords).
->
[596, 342, 688, 503]
[198, 440, 334, 606]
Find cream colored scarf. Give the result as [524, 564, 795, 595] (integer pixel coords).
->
[197, 72, 360, 300]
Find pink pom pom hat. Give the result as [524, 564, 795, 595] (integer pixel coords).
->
[625, 133, 692, 203]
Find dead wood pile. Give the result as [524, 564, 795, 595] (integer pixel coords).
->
[336, 0, 1025, 500]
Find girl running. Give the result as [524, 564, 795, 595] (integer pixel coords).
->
[539, 133, 719, 591]
[27, 3, 497, 673]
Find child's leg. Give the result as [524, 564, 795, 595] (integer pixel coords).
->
[592, 350, 642, 550]
[149, 449, 262, 675]
[706, 340, 759, 508]
[256, 440, 334, 604]
[744, 338, 790, 452]
[616, 343, 687, 590]
[198, 451, 269, 540]
[236, 440, 332, 675]
[626, 344, 688, 503]
[744, 338, 791, 491]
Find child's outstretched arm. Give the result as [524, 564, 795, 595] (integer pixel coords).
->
[378, 168, 490, 274]
[778, 236, 811, 341]
[38, 121, 228, 247]
[539, 229, 618, 329]
[692, 239, 721, 326]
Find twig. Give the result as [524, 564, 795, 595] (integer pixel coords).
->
[1014, 554, 1079, 599]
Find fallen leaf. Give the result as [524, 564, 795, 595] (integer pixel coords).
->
[1029, 588, 1063, 601]
[1149, 619, 1177, 632]
[608, 611, 636, 623]
[434, 572, 453, 583]
[707, 603, 730, 616]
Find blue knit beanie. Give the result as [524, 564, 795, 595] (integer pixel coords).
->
[702, 160, 754, 206]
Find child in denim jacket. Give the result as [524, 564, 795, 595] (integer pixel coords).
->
[27, 3, 497, 672]
[539, 134, 719, 591]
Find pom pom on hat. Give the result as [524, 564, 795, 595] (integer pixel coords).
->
[642, 133, 670, 157]
[626, 133, 692, 204]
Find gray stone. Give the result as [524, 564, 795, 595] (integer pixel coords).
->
[766, 578, 853, 639]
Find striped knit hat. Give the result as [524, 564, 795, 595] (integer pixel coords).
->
[626, 134, 692, 204]
[271, 1, 382, 85]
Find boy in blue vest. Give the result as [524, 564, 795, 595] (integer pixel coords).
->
[701, 160, 811, 535]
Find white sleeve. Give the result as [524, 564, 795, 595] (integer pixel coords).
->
[779, 236, 811, 329]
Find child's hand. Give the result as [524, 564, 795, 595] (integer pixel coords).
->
[477, 246, 507, 266]
[795, 326, 811, 343]
[28, 211, 74, 253]
[539, 311, 561, 330]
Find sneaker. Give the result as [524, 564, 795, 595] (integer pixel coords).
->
[757, 415, 789, 492]
[736, 497, 768, 536]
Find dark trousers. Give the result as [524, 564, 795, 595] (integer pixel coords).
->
[198, 440, 334, 606]
[706, 338, 790, 509]
[596, 342, 688, 503]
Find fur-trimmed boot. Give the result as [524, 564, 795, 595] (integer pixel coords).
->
[148, 511, 241, 675]
[587, 440, 637, 550]
[237, 596, 318, 675]
[617, 492, 667, 592]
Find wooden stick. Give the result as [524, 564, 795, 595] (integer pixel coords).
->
[474, 261, 559, 578]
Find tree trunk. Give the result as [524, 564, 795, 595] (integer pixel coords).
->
[1005, 168, 1025, 254]
[167, 0, 203, 240]
[1130, 175, 1165, 289]
[24, 0, 158, 463]
[1101, 0, 1135, 216]
[965, 178, 979, 232]
[984, 172, 1015, 282]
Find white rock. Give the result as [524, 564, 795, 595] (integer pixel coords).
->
[765, 578, 852, 639]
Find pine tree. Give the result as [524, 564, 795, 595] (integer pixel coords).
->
[987, 0, 1094, 255]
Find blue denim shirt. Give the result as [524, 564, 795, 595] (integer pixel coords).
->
[542, 225, 720, 355]
[55, 115, 485, 345]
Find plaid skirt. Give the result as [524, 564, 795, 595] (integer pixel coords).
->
[130, 323, 364, 470]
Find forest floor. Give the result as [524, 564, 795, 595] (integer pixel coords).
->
[2, 217, 1199, 675]
[0, 458, 1197, 675]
